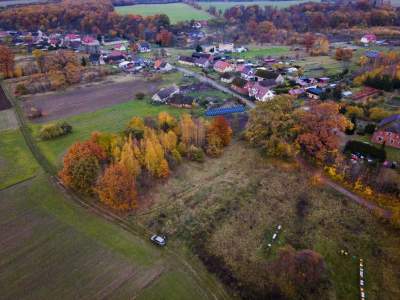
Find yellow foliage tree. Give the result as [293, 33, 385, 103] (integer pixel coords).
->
[119, 138, 141, 177]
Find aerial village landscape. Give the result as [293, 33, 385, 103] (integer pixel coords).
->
[0, 0, 399, 299]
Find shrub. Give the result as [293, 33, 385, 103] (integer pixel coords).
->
[364, 123, 376, 135]
[15, 83, 28, 95]
[39, 121, 72, 140]
[344, 140, 386, 162]
[135, 92, 145, 100]
[187, 145, 205, 162]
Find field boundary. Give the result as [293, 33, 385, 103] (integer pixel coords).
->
[0, 80, 230, 300]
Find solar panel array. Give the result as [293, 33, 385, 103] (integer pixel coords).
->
[205, 105, 246, 117]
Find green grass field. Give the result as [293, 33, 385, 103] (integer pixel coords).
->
[115, 3, 213, 24]
[0, 129, 39, 189]
[29, 100, 191, 168]
[199, 0, 320, 11]
[0, 172, 221, 299]
[232, 46, 290, 59]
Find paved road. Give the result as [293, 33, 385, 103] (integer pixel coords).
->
[175, 66, 256, 108]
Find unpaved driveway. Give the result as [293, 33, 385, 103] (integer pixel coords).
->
[23, 76, 162, 123]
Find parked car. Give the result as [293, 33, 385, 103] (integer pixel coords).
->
[150, 234, 167, 247]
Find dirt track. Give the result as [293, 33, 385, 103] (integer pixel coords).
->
[23, 76, 162, 123]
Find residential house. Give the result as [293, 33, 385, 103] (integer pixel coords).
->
[105, 50, 126, 63]
[360, 34, 377, 45]
[254, 69, 277, 82]
[234, 46, 248, 53]
[248, 82, 275, 102]
[168, 94, 194, 108]
[221, 73, 234, 83]
[213, 61, 233, 73]
[231, 78, 249, 94]
[138, 41, 151, 53]
[218, 43, 234, 53]
[103, 38, 129, 51]
[178, 56, 196, 66]
[317, 77, 330, 87]
[241, 66, 255, 81]
[154, 60, 173, 72]
[202, 45, 215, 53]
[195, 57, 210, 68]
[81, 36, 100, 54]
[306, 87, 324, 100]
[152, 85, 180, 103]
[275, 74, 285, 85]
[372, 114, 400, 149]
[289, 88, 305, 98]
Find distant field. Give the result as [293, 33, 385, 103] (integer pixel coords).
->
[0, 173, 215, 299]
[0, 0, 47, 7]
[199, 0, 321, 11]
[29, 100, 192, 168]
[0, 129, 39, 189]
[115, 3, 213, 24]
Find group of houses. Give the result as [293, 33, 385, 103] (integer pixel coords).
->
[0, 29, 152, 64]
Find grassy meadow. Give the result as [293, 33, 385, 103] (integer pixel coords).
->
[232, 46, 291, 59]
[0, 129, 39, 189]
[115, 3, 213, 24]
[135, 141, 400, 300]
[0, 172, 223, 299]
[29, 100, 192, 168]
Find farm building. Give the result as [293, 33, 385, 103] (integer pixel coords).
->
[152, 85, 180, 103]
[306, 87, 324, 100]
[372, 114, 400, 149]
[168, 94, 194, 108]
[178, 56, 196, 66]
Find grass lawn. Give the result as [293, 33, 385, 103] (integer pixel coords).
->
[29, 100, 193, 168]
[135, 141, 400, 299]
[297, 55, 345, 77]
[115, 3, 213, 24]
[199, 0, 320, 11]
[0, 129, 39, 189]
[231, 46, 290, 59]
[0, 172, 224, 299]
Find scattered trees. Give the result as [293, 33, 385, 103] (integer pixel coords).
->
[59, 113, 232, 209]
[39, 121, 72, 140]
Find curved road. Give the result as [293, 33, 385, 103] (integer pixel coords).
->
[175, 66, 256, 108]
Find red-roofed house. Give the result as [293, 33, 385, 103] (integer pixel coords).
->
[213, 61, 233, 73]
[361, 34, 377, 45]
[82, 36, 100, 54]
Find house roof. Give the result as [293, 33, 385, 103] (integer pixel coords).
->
[378, 114, 400, 132]
[82, 36, 98, 45]
[214, 60, 231, 70]
[195, 57, 209, 65]
[179, 56, 196, 63]
[168, 94, 193, 105]
[156, 86, 179, 100]
[307, 87, 324, 95]
[365, 50, 380, 59]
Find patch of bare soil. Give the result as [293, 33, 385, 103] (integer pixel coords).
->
[22, 75, 163, 123]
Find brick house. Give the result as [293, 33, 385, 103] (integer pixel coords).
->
[372, 114, 400, 149]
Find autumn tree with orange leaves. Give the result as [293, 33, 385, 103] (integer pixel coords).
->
[95, 163, 137, 211]
[59, 140, 106, 194]
[295, 102, 351, 163]
[208, 116, 232, 147]
[0, 45, 14, 78]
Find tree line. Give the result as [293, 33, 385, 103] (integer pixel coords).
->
[0, 0, 172, 42]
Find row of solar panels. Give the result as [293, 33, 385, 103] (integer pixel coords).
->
[205, 105, 246, 116]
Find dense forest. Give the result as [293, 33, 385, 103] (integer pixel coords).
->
[0, 0, 171, 41]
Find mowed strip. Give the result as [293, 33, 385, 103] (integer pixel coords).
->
[0, 129, 39, 190]
[0, 175, 167, 299]
[23, 78, 163, 123]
